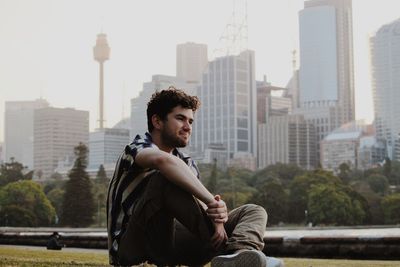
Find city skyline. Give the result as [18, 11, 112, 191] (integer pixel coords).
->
[1, 0, 400, 142]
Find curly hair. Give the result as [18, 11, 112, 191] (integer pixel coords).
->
[147, 86, 200, 132]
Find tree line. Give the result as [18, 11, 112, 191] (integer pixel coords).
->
[201, 160, 400, 226]
[1, 145, 399, 227]
[0, 143, 108, 228]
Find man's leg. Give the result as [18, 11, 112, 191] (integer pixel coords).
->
[224, 204, 268, 252]
[211, 204, 284, 267]
[118, 171, 215, 266]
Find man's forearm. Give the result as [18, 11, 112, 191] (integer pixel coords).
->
[135, 148, 216, 205]
[157, 154, 215, 204]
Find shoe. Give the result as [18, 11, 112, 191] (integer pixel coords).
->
[211, 250, 267, 267]
[266, 256, 285, 267]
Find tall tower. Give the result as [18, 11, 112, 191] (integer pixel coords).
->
[297, 0, 354, 162]
[93, 33, 110, 129]
[370, 18, 400, 159]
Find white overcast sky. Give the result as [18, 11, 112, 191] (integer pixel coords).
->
[1, 0, 399, 142]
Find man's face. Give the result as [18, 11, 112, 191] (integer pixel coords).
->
[160, 105, 194, 149]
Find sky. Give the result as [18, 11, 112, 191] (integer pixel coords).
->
[0, 0, 399, 142]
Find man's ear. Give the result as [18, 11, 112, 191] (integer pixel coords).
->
[151, 114, 163, 130]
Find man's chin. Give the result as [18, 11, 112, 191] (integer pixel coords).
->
[176, 140, 188, 148]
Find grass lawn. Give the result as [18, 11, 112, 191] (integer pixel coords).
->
[1, 246, 400, 266]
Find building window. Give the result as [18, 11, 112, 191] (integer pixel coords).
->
[237, 118, 248, 128]
[237, 141, 248, 151]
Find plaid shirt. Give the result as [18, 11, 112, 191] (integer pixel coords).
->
[106, 132, 200, 265]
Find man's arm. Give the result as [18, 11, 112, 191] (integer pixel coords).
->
[136, 147, 228, 249]
[135, 147, 215, 205]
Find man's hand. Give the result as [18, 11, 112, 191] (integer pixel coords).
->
[211, 222, 228, 250]
[206, 195, 228, 223]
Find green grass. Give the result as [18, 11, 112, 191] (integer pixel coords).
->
[1, 246, 400, 266]
[0, 246, 109, 267]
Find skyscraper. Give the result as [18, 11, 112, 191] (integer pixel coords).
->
[192, 50, 257, 166]
[370, 18, 400, 159]
[33, 107, 89, 178]
[176, 42, 208, 84]
[4, 99, 49, 168]
[297, 0, 355, 159]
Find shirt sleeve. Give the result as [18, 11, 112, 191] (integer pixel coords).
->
[124, 134, 158, 161]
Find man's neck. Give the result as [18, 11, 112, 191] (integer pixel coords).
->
[149, 131, 175, 153]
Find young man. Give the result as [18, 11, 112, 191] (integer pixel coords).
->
[107, 87, 283, 266]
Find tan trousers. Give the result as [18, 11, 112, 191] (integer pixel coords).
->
[118, 172, 267, 266]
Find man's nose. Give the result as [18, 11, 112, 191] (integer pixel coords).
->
[183, 121, 191, 131]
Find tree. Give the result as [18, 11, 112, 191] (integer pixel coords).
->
[95, 164, 108, 184]
[366, 174, 389, 195]
[381, 193, 400, 224]
[0, 180, 56, 226]
[217, 167, 256, 209]
[47, 188, 65, 222]
[36, 169, 44, 180]
[251, 163, 304, 188]
[60, 143, 95, 227]
[50, 172, 63, 181]
[206, 159, 218, 194]
[389, 160, 400, 187]
[307, 184, 366, 225]
[250, 179, 288, 225]
[338, 162, 351, 183]
[0, 158, 31, 187]
[92, 177, 108, 227]
[383, 157, 392, 180]
[351, 181, 384, 224]
[288, 169, 341, 223]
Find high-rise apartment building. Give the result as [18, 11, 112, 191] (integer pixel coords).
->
[89, 128, 130, 170]
[258, 114, 316, 169]
[130, 75, 195, 138]
[33, 107, 89, 178]
[176, 42, 208, 84]
[192, 50, 257, 165]
[370, 18, 400, 159]
[4, 99, 49, 168]
[297, 0, 355, 159]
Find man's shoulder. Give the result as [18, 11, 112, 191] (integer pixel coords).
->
[125, 133, 157, 158]
[128, 133, 154, 149]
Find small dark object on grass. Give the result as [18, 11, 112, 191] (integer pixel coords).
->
[46, 231, 64, 250]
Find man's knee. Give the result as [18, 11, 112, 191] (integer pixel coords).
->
[141, 171, 179, 201]
[241, 204, 268, 225]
